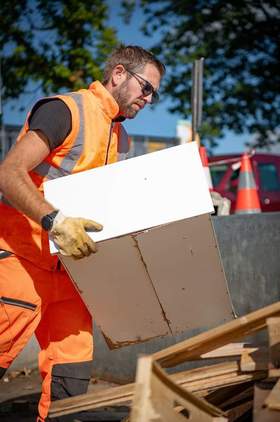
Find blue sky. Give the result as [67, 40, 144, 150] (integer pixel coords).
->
[3, 0, 249, 154]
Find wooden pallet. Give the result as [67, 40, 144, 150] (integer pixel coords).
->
[49, 301, 280, 421]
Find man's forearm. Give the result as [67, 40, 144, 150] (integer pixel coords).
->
[0, 130, 57, 224]
[0, 165, 55, 224]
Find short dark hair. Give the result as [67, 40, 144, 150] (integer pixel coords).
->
[103, 45, 165, 84]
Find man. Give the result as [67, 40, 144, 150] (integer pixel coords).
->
[0, 45, 165, 421]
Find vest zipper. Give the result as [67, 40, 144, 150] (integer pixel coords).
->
[105, 122, 114, 165]
[0, 296, 37, 311]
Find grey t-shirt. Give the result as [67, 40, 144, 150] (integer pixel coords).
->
[28, 99, 72, 150]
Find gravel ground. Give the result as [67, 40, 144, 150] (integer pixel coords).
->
[0, 369, 129, 422]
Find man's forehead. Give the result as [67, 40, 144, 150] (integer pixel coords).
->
[140, 62, 161, 75]
[139, 63, 161, 87]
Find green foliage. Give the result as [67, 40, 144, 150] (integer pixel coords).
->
[0, 0, 119, 101]
[122, 0, 280, 146]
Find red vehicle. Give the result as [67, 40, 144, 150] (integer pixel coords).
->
[208, 153, 280, 213]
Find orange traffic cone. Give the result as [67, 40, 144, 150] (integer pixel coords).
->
[199, 146, 213, 190]
[235, 153, 261, 214]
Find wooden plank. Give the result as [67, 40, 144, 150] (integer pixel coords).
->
[170, 361, 265, 395]
[240, 347, 269, 371]
[200, 343, 258, 359]
[130, 355, 227, 422]
[264, 379, 280, 411]
[173, 361, 240, 383]
[187, 372, 264, 395]
[49, 361, 266, 418]
[253, 380, 280, 421]
[267, 317, 280, 378]
[206, 384, 253, 409]
[152, 301, 280, 368]
[49, 383, 134, 417]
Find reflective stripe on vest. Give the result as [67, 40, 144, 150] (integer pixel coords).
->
[33, 93, 85, 180]
[32, 93, 130, 179]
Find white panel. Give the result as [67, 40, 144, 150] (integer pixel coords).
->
[44, 143, 213, 254]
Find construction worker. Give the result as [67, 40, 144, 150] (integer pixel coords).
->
[0, 45, 165, 421]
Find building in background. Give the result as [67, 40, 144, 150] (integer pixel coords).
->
[1, 122, 280, 161]
[0, 124, 21, 160]
[1, 124, 179, 161]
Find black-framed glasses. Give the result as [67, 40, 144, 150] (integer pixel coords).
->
[125, 68, 159, 104]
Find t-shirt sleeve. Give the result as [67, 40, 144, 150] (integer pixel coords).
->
[28, 99, 72, 150]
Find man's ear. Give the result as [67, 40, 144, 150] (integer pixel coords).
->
[111, 64, 127, 87]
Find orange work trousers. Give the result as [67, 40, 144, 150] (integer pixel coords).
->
[0, 254, 93, 421]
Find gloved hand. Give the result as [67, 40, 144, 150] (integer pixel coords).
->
[50, 213, 103, 259]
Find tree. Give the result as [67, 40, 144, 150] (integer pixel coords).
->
[122, 0, 280, 147]
[0, 0, 118, 102]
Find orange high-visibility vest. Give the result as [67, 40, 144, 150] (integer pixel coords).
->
[0, 81, 129, 270]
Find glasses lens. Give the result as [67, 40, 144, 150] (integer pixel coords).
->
[142, 82, 159, 104]
[142, 82, 153, 96]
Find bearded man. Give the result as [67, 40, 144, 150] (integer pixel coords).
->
[0, 45, 165, 421]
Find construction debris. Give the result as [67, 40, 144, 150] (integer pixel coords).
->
[48, 301, 280, 421]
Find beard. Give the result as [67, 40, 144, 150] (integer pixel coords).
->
[112, 80, 140, 119]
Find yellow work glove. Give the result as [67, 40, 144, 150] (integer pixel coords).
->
[50, 213, 103, 259]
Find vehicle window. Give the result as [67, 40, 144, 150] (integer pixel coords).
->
[210, 164, 228, 187]
[258, 163, 280, 192]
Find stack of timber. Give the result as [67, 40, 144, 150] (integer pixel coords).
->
[49, 301, 280, 421]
